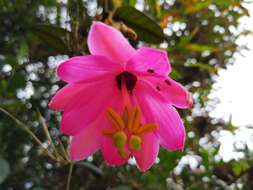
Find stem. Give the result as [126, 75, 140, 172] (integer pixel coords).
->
[103, 0, 108, 13]
[66, 163, 74, 190]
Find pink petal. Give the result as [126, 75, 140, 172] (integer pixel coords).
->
[101, 137, 130, 166]
[133, 132, 159, 172]
[60, 78, 122, 136]
[70, 114, 105, 161]
[57, 55, 121, 83]
[70, 87, 126, 162]
[88, 22, 136, 63]
[155, 105, 185, 151]
[134, 81, 186, 151]
[142, 76, 192, 109]
[49, 84, 86, 110]
[126, 47, 171, 76]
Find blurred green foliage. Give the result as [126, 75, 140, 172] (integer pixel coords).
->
[0, 0, 253, 189]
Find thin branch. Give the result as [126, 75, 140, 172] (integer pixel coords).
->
[58, 137, 70, 162]
[37, 110, 66, 163]
[0, 107, 56, 161]
[66, 162, 74, 190]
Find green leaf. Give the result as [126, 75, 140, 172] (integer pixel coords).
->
[212, 145, 220, 156]
[30, 24, 70, 55]
[123, 0, 136, 6]
[0, 158, 10, 184]
[17, 39, 29, 60]
[216, 0, 237, 9]
[187, 62, 217, 73]
[146, 0, 161, 17]
[114, 6, 165, 44]
[185, 44, 218, 52]
[77, 161, 104, 177]
[224, 115, 238, 131]
[170, 69, 182, 80]
[11, 73, 26, 88]
[232, 160, 249, 176]
[224, 123, 238, 131]
[240, 160, 249, 171]
[185, 0, 212, 14]
[31, 24, 70, 40]
[232, 162, 242, 176]
[200, 148, 210, 169]
[159, 150, 184, 171]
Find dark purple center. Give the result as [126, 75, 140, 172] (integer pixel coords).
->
[116, 71, 137, 94]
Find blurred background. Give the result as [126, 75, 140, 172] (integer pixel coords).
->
[1, 0, 253, 189]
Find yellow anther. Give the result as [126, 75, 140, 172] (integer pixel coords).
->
[118, 148, 129, 158]
[132, 107, 141, 131]
[113, 131, 127, 149]
[135, 123, 158, 135]
[129, 135, 142, 151]
[106, 108, 125, 130]
[127, 107, 141, 131]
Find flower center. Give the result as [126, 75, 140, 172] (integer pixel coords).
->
[103, 107, 158, 158]
[115, 71, 137, 94]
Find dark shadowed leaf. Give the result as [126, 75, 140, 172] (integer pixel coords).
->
[187, 62, 217, 73]
[0, 158, 10, 184]
[114, 6, 165, 44]
[77, 161, 104, 177]
[30, 24, 71, 55]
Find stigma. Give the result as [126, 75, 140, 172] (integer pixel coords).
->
[116, 71, 137, 94]
[103, 106, 158, 158]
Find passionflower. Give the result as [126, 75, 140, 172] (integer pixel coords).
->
[49, 22, 192, 171]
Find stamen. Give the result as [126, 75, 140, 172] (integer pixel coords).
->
[132, 107, 141, 131]
[104, 107, 158, 157]
[113, 131, 127, 149]
[106, 108, 125, 130]
[129, 135, 142, 151]
[103, 129, 116, 137]
[127, 107, 141, 131]
[135, 123, 158, 135]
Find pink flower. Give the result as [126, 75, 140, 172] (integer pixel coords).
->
[49, 22, 192, 171]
